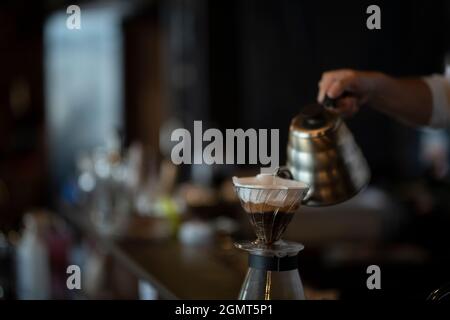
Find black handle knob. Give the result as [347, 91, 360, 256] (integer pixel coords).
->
[323, 91, 351, 109]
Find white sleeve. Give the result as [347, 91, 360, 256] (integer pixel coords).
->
[423, 74, 450, 128]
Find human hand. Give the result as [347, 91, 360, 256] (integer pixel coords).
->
[317, 69, 380, 117]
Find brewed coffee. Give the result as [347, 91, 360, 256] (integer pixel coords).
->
[248, 211, 294, 244]
[241, 202, 298, 244]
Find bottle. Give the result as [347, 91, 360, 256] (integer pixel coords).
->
[0, 232, 13, 299]
[16, 214, 51, 300]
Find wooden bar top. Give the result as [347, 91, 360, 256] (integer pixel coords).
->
[63, 208, 246, 299]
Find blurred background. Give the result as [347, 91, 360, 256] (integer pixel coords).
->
[1, 0, 450, 300]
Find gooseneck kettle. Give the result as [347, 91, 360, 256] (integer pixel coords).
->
[286, 95, 371, 206]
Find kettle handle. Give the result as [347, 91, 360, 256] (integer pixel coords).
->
[323, 91, 351, 109]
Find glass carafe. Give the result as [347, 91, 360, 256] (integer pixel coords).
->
[237, 241, 305, 300]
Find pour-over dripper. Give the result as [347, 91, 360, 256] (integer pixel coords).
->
[232, 173, 309, 246]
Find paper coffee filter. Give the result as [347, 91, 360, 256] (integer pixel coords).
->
[232, 174, 308, 190]
[232, 174, 309, 208]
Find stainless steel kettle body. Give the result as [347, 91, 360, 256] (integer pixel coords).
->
[287, 104, 370, 206]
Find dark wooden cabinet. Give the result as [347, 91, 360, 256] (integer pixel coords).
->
[0, 3, 48, 229]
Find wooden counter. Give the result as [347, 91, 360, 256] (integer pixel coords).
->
[63, 208, 246, 299]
